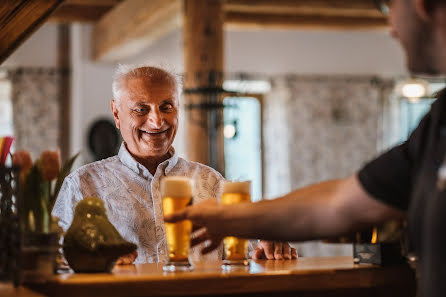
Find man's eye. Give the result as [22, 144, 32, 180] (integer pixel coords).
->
[134, 107, 147, 113]
[161, 104, 173, 111]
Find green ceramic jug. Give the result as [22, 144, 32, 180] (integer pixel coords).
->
[63, 197, 137, 273]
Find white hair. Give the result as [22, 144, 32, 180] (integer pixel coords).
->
[112, 63, 183, 108]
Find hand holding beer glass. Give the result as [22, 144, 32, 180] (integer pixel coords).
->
[162, 176, 193, 271]
[221, 180, 251, 268]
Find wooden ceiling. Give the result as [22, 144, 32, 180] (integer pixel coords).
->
[0, 0, 389, 64]
[49, 0, 123, 23]
[91, 0, 389, 62]
[0, 0, 65, 64]
[48, 0, 388, 28]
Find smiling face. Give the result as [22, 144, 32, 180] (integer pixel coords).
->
[111, 73, 179, 161]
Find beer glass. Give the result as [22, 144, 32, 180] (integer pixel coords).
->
[221, 180, 251, 269]
[162, 176, 193, 271]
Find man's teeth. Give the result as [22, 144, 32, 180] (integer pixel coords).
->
[141, 130, 165, 134]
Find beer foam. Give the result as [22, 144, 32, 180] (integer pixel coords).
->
[161, 176, 192, 198]
[222, 181, 251, 195]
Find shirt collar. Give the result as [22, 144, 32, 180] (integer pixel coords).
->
[118, 142, 178, 179]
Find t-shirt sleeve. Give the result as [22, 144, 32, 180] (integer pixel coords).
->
[357, 109, 432, 211]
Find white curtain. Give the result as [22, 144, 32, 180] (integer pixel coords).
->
[8, 68, 61, 159]
[262, 74, 394, 257]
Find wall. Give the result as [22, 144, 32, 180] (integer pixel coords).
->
[71, 24, 116, 165]
[126, 28, 407, 77]
[2, 24, 59, 68]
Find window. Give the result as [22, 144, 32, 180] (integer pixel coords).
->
[223, 97, 262, 202]
[399, 97, 435, 141]
[397, 81, 445, 142]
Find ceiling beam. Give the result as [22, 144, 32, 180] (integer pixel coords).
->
[225, 12, 388, 31]
[225, 0, 383, 16]
[63, 0, 121, 5]
[0, 0, 65, 64]
[48, 0, 121, 23]
[93, 0, 182, 62]
[49, 4, 112, 23]
[93, 0, 387, 62]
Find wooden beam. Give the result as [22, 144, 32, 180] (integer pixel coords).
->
[63, 0, 121, 6]
[57, 24, 71, 163]
[224, 0, 379, 13]
[183, 0, 225, 173]
[0, 0, 65, 64]
[49, 4, 113, 23]
[93, 0, 182, 62]
[225, 0, 384, 16]
[48, 0, 121, 23]
[225, 12, 389, 30]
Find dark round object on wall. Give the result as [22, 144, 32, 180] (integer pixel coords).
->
[88, 119, 121, 161]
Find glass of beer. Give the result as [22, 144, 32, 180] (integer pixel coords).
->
[221, 180, 251, 269]
[162, 176, 193, 272]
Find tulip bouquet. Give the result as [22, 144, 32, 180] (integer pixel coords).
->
[12, 150, 78, 233]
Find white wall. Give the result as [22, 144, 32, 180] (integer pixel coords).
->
[225, 29, 407, 77]
[3, 24, 59, 68]
[125, 28, 407, 77]
[71, 24, 116, 165]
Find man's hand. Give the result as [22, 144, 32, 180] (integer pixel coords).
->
[116, 250, 138, 265]
[164, 199, 226, 254]
[252, 241, 298, 260]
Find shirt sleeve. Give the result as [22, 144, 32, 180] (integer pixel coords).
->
[51, 175, 83, 231]
[357, 108, 432, 211]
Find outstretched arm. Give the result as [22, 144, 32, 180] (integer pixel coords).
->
[165, 175, 405, 252]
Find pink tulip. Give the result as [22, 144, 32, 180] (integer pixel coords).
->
[40, 150, 61, 181]
[12, 150, 33, 176]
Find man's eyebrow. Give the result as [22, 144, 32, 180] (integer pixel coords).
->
[161, 99, 175, 104]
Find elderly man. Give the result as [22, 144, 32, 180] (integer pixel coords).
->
[165, 1, 446, 296]
[53, 65, 296, 264]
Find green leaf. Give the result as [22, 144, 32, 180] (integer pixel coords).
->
[22, 164, 48, 233]
[50, 152, 79, 211]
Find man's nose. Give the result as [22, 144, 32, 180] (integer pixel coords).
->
[147, 109, 163, 128]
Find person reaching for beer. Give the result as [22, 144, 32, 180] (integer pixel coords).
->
[52, 65, 296, 264]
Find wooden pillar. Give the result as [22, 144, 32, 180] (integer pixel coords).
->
[183, 0, 225, 174]
[57, 24, 71, 163]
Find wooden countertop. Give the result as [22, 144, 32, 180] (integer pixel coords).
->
[27, 256, 416, 297]
[0, 283, 45, 297]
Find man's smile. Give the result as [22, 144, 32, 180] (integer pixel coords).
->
[139, 128, 170, 136]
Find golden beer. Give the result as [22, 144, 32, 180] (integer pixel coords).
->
[161, 177, 193, 271]
[221, 181, 251, 266]
[163, 196, 192, 261]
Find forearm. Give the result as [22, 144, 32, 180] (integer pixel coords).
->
[215, 176, 404, 241]
[217, 180, 342, 241]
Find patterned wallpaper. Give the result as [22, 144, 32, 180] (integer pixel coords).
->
[8, 68, 61, 159]
[263, 75, 394, 199]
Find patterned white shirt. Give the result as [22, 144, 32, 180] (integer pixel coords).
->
[52, 143, 224, 264]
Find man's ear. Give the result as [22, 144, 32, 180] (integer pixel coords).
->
[414, 0, 434, 21]
[111, 100, 120, 129]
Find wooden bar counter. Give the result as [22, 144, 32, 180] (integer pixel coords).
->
[25, 257, 415, 297]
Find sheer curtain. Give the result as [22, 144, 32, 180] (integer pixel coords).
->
[262, 74, 394, 256]
[8, 68, 61, 159]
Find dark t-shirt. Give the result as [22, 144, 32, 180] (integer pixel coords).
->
[358, 90, 446, 297]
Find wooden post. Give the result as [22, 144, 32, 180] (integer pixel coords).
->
[58, 24, 71, 163]
[183, 0, 225, 174]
